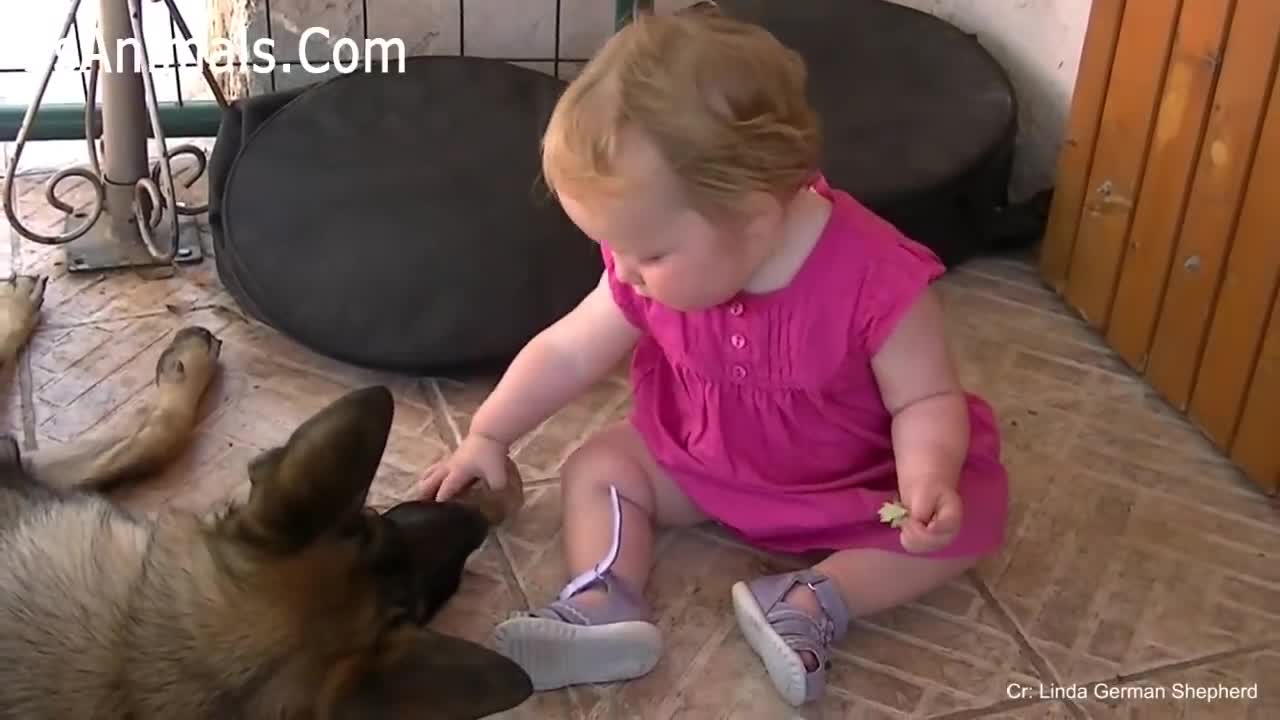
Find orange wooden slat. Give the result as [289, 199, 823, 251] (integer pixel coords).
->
[1227, 283, 1280, 495]
[1064, 0, 1184, 328]
[1106, 0, 1235, 371]
[1190, 62, 1280, 448]
[1039, 0, 1128, 292]
[1145, 0, 1280, 410]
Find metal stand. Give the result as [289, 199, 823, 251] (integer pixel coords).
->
[3, 0, 229, 273]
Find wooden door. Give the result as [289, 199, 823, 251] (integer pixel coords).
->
[1039, 0, 1279, 495]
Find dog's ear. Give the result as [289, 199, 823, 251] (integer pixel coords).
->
[328, 630, 533, 719]
[236, 386, 394, 550]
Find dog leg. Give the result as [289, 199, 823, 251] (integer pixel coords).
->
[23, 326, 222, 492]
[0, 274, 47, 368]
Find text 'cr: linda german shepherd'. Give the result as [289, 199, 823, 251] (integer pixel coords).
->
[0, 275, 532, 718]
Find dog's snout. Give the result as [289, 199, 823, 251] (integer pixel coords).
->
[381, 500, 489, 551]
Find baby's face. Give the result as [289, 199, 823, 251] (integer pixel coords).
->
[560, 189, 742, 311]
[556, 133, 770, 311]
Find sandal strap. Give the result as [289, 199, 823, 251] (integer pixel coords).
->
[532, 571, 650, 626]
[801, 571, 851, 639]
[781, 631, 829, 669]
[749, 569, 851, 646]
[559, 485, 624, 601]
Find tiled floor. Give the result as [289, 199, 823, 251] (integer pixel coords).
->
[1, 165, 1276, 719]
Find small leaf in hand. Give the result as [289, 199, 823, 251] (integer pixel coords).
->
[878, 500, 910, 529]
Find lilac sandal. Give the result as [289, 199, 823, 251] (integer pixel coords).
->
[731, 569, 851, 706]
[493, 486, 662, 690]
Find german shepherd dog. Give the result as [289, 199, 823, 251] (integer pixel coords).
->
[0, 275, 533, 718]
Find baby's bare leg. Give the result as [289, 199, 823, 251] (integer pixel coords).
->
[494, 421, 707, 691]
[809, 548, 975, 617]
[561, 421, 708, 599]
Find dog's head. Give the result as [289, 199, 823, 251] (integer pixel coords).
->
[211, 386, 532, 719]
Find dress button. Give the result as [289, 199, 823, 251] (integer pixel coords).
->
[730, 333, 746, 349]
[731, 364, 747, 380]
[729, 301, 744, 316]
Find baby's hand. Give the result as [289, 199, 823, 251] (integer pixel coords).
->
[895, 481, 963, 554]
[416, 432, 510, 502]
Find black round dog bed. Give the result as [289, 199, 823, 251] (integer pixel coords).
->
[208, 57, 602, 375]
[208, 2, 1028, 375]
[714, 0, 1021, 267]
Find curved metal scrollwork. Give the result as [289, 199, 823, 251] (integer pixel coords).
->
[3, 0, 227, 258]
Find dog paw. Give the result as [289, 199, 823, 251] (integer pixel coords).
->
[0, 275, 47, 356]
[154, 325, 223, 394]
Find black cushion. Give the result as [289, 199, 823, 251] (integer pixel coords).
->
[208, 57, 602, 375]
[716, 0, 1024, 266]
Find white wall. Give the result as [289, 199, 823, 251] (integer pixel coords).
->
[887, 0, 1092, 200]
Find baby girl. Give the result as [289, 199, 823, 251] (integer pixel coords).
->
[418, 9, 1008, 707]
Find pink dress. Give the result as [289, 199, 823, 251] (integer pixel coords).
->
[600, 177, 1008, 559]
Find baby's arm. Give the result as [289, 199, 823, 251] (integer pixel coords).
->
[467, 272, 642, 446]
[869, 286, 969, 549]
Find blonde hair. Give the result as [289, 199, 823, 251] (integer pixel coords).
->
[540, 9, 821, 218]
